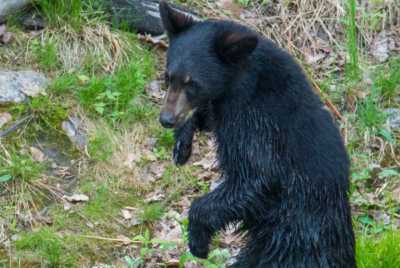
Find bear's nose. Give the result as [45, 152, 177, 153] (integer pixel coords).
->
[159, 112, 176, 128]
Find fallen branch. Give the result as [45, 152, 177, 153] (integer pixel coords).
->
[138, 33, 168, 50]
[0, 115, 33, 138]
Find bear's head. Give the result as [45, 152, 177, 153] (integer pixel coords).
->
[158, 0, 258, 128]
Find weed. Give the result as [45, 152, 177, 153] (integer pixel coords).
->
[357, 87, 386, 130]
[357, 230, 400, 268]
[345, 0, 360, 80]
[139, 203, 164, 223]
[0, 150, 46, 183]
[31, 38, 60, 71]
[373, 58, 400, 101]
[33, 0, 104, 29]
[88, 131, 113, 162]
[15, 228, 75, 267]
[77, 55, 154, 123]
[29, 96, 69, 131]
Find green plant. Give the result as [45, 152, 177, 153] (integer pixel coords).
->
[0, 150, 46, 183]
[374, 58, 400, 100]
[357, 230, 400, 268]
[16, 228, 75, 267]
[357, 87, 386, 129]
[345, 0, 360, 80]
[34, 0, 104, 29]
[139, 203, 164, 223]
[88, 131, 113, 162]
[77, 56, 154, 123]
[31, 38, 60, 71]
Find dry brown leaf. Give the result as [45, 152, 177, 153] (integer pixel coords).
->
[121, 209, 133, 220]
[146, 80, 165, 101]
[145, 189, 165, 203]
[30, 147, 46, 162]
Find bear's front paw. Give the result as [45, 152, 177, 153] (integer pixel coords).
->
[188, 223, 211, 259]
[173, 140, 192, 165]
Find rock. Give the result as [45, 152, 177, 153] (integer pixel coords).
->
[0, 0, 31, 20]
[61, 116, 88, 150]
[385, 108, 400, 130]
[21, 13, 46, 31]
[0, 112, 12, 128]
[105, 0, 199, 35]
[0, 70, 48, 104]
[371, 31, 391, 63]
[63, 193, 89, 203]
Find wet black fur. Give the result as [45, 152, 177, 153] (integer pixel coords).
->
[159, 2, 356, 267]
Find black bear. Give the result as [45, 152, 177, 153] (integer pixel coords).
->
[158, 1, 355, 267]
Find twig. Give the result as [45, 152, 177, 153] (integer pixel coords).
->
[311, 80, 345, 122]
[0, 115, 33, 138]
[138, 34, 168, 50]
[77, 234, 140, 244]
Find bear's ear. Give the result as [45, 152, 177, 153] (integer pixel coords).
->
[215, 31, 258, 64]
[159, 1, 195, 37]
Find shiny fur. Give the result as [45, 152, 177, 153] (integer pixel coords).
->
[159, 2, 356, 267]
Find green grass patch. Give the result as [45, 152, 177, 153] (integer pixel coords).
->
[88, 131, 113, 162]
[77, 52, 154, 123]
[0, 149, 47, 183]
[33, 0, 105, 29]
[15, 228, 76, 267]
[345, 0, 360, 80]
[357, 230, 400, 268]
[373, 58, 400, 101]
[139, 203, 164, 224]
[30, 38, 60, 71]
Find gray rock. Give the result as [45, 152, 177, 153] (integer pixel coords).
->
[106, 0, 199, 35]
[0, 0, 31, 21]
[61, 116, 88, 150]
[385, 108, 400, 130]
[0, 70, 48, 104]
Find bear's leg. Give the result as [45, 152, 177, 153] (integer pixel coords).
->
[188, 182, 262, 259]
[173, 104, 214, 165]
[173, 117, 195, 165]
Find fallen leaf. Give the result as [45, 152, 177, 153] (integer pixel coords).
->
[145, 189, 165, 203]
[0, 112, 12, 128]
[30, 147, 46, 162]
[63, 193, 89, 203]
[121, 209, 133, 220]
[146, 80, 165, 101]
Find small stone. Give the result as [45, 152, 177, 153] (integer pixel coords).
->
[0, 112, 12, 128]
[1, 31, 12, 44]
[63, 193, 89, 203]
[385, 108, 400, 130]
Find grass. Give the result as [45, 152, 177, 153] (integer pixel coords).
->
[15, 228, 76, 267]
[345, 0, 360, 80]
[33, 0, 105, 30]
[357, 231, 400, 268]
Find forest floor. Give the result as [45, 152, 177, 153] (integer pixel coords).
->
[0, 1, 400, 267]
